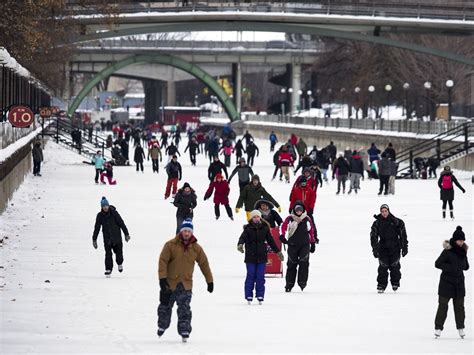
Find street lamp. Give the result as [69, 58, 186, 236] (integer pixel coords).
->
[340, 87, 346, 118]
[298, 89, 303, 113]
[403, 82, 410, 119]
[354, 87, 361, 119]
[280, 88, 287, 116]
[446, 79, 454, 121]
[384, 84, 392, 120]
[368, 85, 375, 119]
[307, 90, 313, 115]
[424, 81, 432, 120]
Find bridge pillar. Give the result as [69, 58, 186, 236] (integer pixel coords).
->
[167, 81, 176, 106]
[291, 63, 301, 113]
[143, 80, 163, 125]
[232, 62, 242, 114]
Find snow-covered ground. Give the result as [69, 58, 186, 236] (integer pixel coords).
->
[0, 137, 472, 354]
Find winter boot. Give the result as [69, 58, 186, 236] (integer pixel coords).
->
[377, 191, 382, 195]
[355, 189, 358, 194]
[348, 189, 352, 194]
[298, 283, 306, 291]
[118, 265, 123, 273]
[336, 190, 340, 195]
[104, 270, 112, 277]
[157, 328, 165, 337]
[377, 285, 386, 293]
[230, 216, 234, 221]
[442, 210, 446, 219]
[458, 329, 465, 339]
[285, 287, 292, 293]
[434, 329, 441, 338]
[392, 285, 399, 292]
[215, 215, 220, 220]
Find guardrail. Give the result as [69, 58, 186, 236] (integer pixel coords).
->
[244, 114, 474, 136]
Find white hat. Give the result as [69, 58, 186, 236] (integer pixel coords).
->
[249, 210, 262, 219]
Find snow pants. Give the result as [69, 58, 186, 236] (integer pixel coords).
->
[435, 296, 465, 330]
[136, 162, 144, 172]
[286, 243, 310, 289]
[337, 175, 348, 193]
[239, 180, 249, 191]
[349, 173, 361, 191]
[157, 282, 193, 337]
[165, 178, 178, 198]
[151, 159, 159, 173]
[94, 168, 101, 183]
[379, 175, 390, 194]
[245, 262, 266, 300]
[189, 152, 196, 166]
[377, 252, 401, 288]
[247, 154, 255, 167]
[33, 160, 41, 175]
[281, 166, 290, 182]
[104, 242, 123, 271]
[215, 204, 233, 219]
[224, 154, 231, 167]
[100, 173, 116, 185]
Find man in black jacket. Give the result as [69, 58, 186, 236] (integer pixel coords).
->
[184, 138, 200, 166]
[92, 197, 131, 276]
[173, 182, 197, 234]
[246, 141, 259, 167]
[370, 204, 408, 293]
[228, 157, 254, 191]
[208, 156, 228, 181]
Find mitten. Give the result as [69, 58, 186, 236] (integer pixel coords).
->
[402, 249, 408, 257]
[237, 244, 244, 253]
[277, 252, 285, 261]
[159, 278, 170, 291]
[310, 243, 316, 253]
[125, 235, 131, 242]
[207, 282, 214, 293]
[278, 206, 282, 213]
[279, 235, 288, 244]
[93, 240, 98, 249]
[235, 208, 240, 213]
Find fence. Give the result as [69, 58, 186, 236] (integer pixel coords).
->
[244, 114, 474, 136]
[0, 119, 38, 150]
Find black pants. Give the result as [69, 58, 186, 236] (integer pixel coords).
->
[157, 282, 193, 337]
[377, 252, 401, 288]
[95, 169, 101, 183]
[272, 165, 283, 180]
[429, 167, 437, 178]
[379, 175, 390, 194]
[136, 162, 144, 172]
[286, 244, 310, 289]
[104, 242, 123, 271]
[248, 154, 255, 167]
[239, 180, 249, 191]
[236, 154, 242, 165]
[215, 204, 233, 218]
[442, 199, 454, 210]
[224, 154, 231, 167]
[33, 160, 41, 175]
[152, 159, 159, 173]
[270, 141, 276, 151]
[435, 296, 465, 330]
[189, 153, 196, 166]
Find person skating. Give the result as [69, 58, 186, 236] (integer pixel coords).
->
[92, 150, 104, 184]
[233, 139, 246, 164]
[377, 153, 391, 195]
[348, 150, 363, 194]
[326, 141, 337, 163]
[294, 154, 313, 175]
[208, 155, 228, 181]
[243, 130, 254, 148]
[173, 182, 197, 234]
[184, 138, 200, 166]
[296, 138, 308, 161]
[100, 161, 117, 185]
[92, 197, 131, 277]
[332, 153, 350, 194]
[388, 158, 398, 195]
[164, 155, 182, 199]
[165, 143, 181, 163]
[254, 200, 283, 228]
[438, 166, 465, 220]
[272, 146, 284, 181]
[427, 156, 440, 178]
[293, 167, 319, 192]
[204, 173, 233, 220]
[157, 219, 213, 342]
[289, 177, 316, 219]
[134, 143, 146, 173]
[269, 131, 278, 152]
[161, 130, 169, 148]
[280, 202, 318, 292]
[173, 131, 182, 148]
[32, 141, 44, 177]
[148, 142, 162, 173]
[246, 141, 259, 167]
[236, 175, 281, 221]
[370, 204, 408, 293]
[237, 210, 284, 304]
[228, 157, 254, 191]
[316, 147, 330, 182]
[367, 143, 381, 163]
[220, 140, 233, 168]
[434, 226, 469, 339]
[278, 145, 294, 183]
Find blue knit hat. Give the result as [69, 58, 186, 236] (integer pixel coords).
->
[180, 218, 194, 233]
[101, 196, 109, 207]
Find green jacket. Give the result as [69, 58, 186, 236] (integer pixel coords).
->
[236, 183, 279, 212]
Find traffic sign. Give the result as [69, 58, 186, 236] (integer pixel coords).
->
[39, 107, 53, 118]
[7, 106, 34, 128]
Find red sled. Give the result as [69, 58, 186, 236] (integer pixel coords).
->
[265, 227, 283, 277]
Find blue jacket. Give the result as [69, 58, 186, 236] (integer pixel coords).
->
[367, 146, 381, 162]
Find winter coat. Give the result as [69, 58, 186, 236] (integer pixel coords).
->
[159, 235, 213, 291]
[208, 161, 228, 180]
[221, 145, 233, 156]
[173, 189, 197, 219]
[278, 151, 294, 167]
[349, 155, 364, 174]
[384, 147, 396, 161]
[228, 165, 254, 183]
[289, 185, 316, 213]
[92, 206, 129, 246]
[316, 149, 330, 169]
[435, 240, 469, 298]
[367, 146, 381, 162]
[296, 139, 308, 156]
[236, 182, 280, 212]
[294, 156, 312, 173]
[293, 173, 317, 191]
[166, 161, 182, 179]
[166, 145, 180, 156]
[246, 143, 259, 157]
[32, 145, 43, 163]
[205, 179, 230, 205]
[378, 157, 391, 176]
[389, 160, 398, 177]
[326, 143, 337, 160]
[148, 146, 162, 160]
[92, 154, 105, 169]
[281, 214, 317, 245]
[233, 141, 245, 156]
[260, 209, 283, 228]
[370, 213, 408, 254]
[184, 142, 200, 154]
[438, 171, 465, 201]
[238, 221, 280, 264]
[134, 146, 145, 163]
[333, 157, 350, 177]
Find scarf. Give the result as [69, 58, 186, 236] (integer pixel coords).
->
[287, 212, 308, 239]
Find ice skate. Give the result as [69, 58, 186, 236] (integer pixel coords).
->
[392, 285, 399, 292]
[377, 285, 385, 293]
[458, 329, 465, 339]
[285, 287, 292, 293]
[434, 329, 441, 338]
[246, 298, 252, 305]
[104, 270, 112, 278]
[118, 264, 123, 273]
[157, 328, 165, 338]
[182, 336, 189, 343]
[257, 298, 263, 305]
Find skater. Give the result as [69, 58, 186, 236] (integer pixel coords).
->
[92, 150, 104, 183]
[237, 210, 284, 304]
[272, 146, 283, 181]
[148, 143, 162, 173]
[427, 156, 440, 178]
[173, 131, 182, 147]
[370, 204, 408, 293]
[367, 143, 381, 163]
[326, 141, 337, 163]
[278, 145, 294, 183]
[173, 182, 197, 234]
[165, 143, 180, 163]
[208, 137, 220, 163]
[332, 154, 350, 194]
[233, 139, 246, 165]
[208, 155, 228, 181]
[164, 155, 182, 199]
[246, 141, 259, 167]
[348, 150, 363, 194]
[280, 201, 318, 292]
[134, 143, 145, 172]
[388, 158, 398, 195]
[434, 226, 469, 339]
[184, 138, 200, 166]
[294, 154, 313, 175]
[236, 175, 281, 221]
[438, 166, 465, 220]
[254, 200, 283, 228]
[161, 130, 169, 148]
[296, 137, 308, 161]
[32, 141, 43, 176]
[289, 177, 316, 219]
[316, 147, 330, 182]
[220, 140, 233, 168]
[377, 153, 391, 195]
[269, 131, 278, 152]
[242, 130, 254, 148]
[92, 197, 131, 276]
[100, 161, 117, 185]
[228, 157, 254, 191]
[204, 173, 233, 220]
[157, 219, 213, 342]
[383, 142, 396, 161]
[294, 167, 319, 192]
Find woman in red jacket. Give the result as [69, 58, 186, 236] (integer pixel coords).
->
[204, 173, 234, 220]
[289, 177, 316, 218]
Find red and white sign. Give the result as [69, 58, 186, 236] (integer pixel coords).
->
[7, 106, 34, 128]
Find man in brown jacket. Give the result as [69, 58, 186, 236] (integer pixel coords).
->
[157, 218, 213, 342]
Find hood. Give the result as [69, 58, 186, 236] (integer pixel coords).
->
[254, 199, 275, 210]
[352, 155, 361, 160]
[445, 239, 469, 251]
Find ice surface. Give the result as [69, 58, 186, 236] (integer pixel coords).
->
[0, 137, 472, 354]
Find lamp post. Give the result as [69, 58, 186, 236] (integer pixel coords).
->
[288, 87, 293, 116]
[424, 81, 432, 120]
[384, 84, 392, 120]
[368, 85, 375, 119]
[280, 88, 286, 116]
[298, 89, 303, 113]
[403, 82, 410, 119]
[354, 87, 361, 119]
[445, 79, 454, 121]
[340, 87, 346, 118]
[307, 90, 312, 116]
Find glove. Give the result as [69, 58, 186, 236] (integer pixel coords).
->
[462, 189, 466, 194]
[277, 252, 284, 261]
[207, 282, 214, 293]
[315, 237, 320, 244]
[159, 278, 170, 291]
[309, 209, 314, 216]
[125, 235, 131, 242]
[235, 208, 240, 213]
[278, 206, 282, 213]
[92, 240, 98, 249]
[402, 249, 408, 257]
[237, 244, 244, 253]
[310, 243, 316, 253]
[373, 249, 379, 258]
[279, 235, 288, 244]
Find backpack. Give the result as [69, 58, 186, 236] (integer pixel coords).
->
[441, 174, 453, 189]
